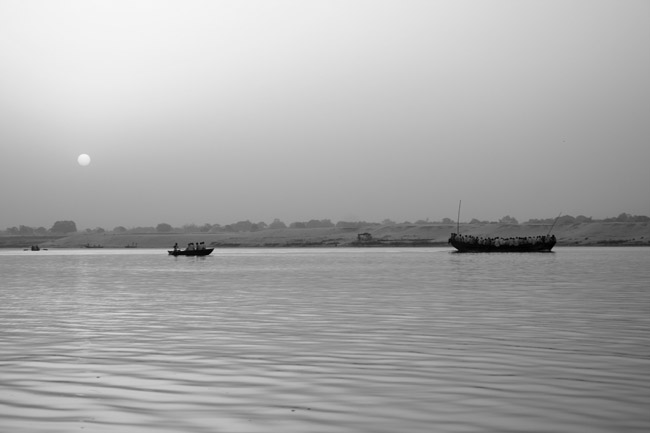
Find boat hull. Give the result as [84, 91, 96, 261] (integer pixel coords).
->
[168, 248, 214, 256]
[449, 237, 555, 253]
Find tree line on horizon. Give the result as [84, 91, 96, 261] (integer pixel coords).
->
[2, 213, 649, 236]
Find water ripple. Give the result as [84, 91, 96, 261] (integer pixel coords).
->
[1, 248, 649, 432]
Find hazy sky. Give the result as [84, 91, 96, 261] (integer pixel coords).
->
[1, 0, 649, 229]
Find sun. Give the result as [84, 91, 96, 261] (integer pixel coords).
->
[77, 154, 91, 166]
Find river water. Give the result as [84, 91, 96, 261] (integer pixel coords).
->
[1, 247, 649, 432]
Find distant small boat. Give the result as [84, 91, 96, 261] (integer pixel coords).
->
[124, 242, 138, 248]
[168, 248, 214, 256]
[449, 233, 556, 253]
[84, 244, 104, 248]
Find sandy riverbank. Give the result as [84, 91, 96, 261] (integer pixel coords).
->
[5, 222, 646, 249]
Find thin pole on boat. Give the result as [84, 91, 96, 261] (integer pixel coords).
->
[457, 200, 462, 234]
[547, 212, 562, 236]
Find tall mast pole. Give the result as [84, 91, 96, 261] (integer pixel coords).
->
[547, 212, 562, 236]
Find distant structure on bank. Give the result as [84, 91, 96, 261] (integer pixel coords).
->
[357, 233, 373, 242]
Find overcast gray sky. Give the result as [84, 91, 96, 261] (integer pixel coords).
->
[1, 0, 649, 229]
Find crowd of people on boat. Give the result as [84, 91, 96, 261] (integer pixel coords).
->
[172, 242, 208, 252]
[449, 233, 555, 247]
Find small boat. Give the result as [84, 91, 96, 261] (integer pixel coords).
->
[84, 243, 104, 248]
[449, 233, 556, 252]
[168, 248, 214, 256]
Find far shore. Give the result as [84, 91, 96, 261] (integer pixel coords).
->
[2, 222, 648, 249]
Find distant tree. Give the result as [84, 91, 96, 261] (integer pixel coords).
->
[199, 223, 213, 233]
[382, 219, 396, 226]
[575, 215, 593, 223]
[182, 223, 198, 232]
[269, 218, 287, 229]
[290, 221, 307, 229]
[337, 220, 380, 228]
[50, 220, 77, 234]
[228, 220, 254, 232]
[6, 226, 19, 235]
[557, 215, 576, 225]
[156, 223, 173, 233]
[340, 220, 379, 228]
[498, 215, 519, 225]
[255, 221, 268, 230]
[95, 227, 105, 234]
[19, 225, 34, 235]
[35, 227, 48, 235]
[304, 219, 334, 228]
[602, 213, 650, 223]
[441, 217, 454, 224]
[113, 226, 127, 233]
[525, 217, 554, 224]
[604, 213, 626, 222]
[132, 226, 156, 233]
[209, 224, 223, 233]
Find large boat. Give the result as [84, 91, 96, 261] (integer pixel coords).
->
[168, 248, 214, 256]
[449, 233, 556, 253]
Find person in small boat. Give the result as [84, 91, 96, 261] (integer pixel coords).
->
[173, 242, 179, 252]
[199, 241, 205, 250]
[187, 242, 195, 251]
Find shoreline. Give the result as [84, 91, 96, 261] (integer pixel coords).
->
[2, 221, 648, 249]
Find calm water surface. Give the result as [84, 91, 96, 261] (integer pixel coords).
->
[1, 247, 649, 432]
